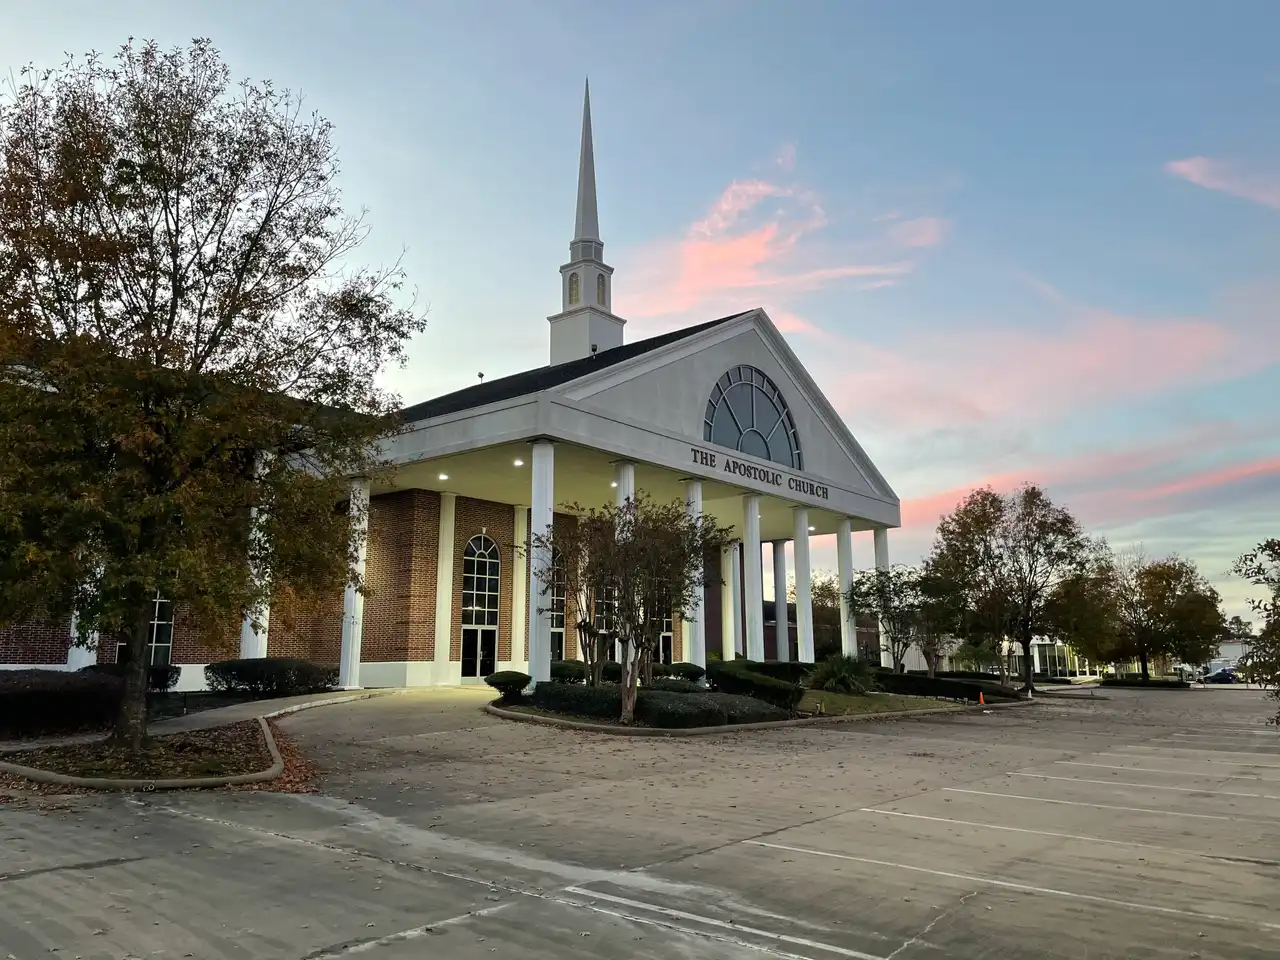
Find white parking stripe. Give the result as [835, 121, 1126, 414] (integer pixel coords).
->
[1055, 761, 1278, 781]
[743, 841, 1280, 932]
[857, 808, 1280, 863]
[563, 887, 887, 960]
[1098, 752, 1280, 770]
[1013, 772, 1280, 800]
[941, 788, 1279, 822]
[1149, 741, 1280, 756]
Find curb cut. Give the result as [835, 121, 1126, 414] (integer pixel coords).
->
[484, 696, 1033, 737]
[0, 717, 283, 790]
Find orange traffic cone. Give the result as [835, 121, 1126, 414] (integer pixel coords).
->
[978, 692, 985, 706]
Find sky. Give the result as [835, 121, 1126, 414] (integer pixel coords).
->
[2, 0, 1277, 621]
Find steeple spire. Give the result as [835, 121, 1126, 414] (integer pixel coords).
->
[574, 79, 600, 242]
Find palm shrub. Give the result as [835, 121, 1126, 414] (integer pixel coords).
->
[806, 654, 878, 695]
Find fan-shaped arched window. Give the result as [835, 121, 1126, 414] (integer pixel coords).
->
[703, 366, 802, 470]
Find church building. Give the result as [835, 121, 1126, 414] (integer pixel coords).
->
[0, 84, 901, 689]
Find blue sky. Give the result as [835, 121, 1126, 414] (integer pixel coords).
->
[3, 0, 1277, 619]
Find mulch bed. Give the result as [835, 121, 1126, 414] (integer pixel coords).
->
[3, 719, 271, 780]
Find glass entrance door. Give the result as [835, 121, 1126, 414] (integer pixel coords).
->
[461, 535, 501, 683]
[461, 627, 497, 679]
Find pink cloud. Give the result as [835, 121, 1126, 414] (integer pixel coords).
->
[618, 176, 918, 323]
[1166, 157, 1280, 210]
[889, 216, 949, 248]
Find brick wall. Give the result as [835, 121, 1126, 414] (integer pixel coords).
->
[361, 490, 440, 663]
[0, 619, 73, 664]
[269, 588, 344, 664]
[451, 496, 516, 662]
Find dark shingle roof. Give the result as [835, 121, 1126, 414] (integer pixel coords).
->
[399, 312, 748, 424]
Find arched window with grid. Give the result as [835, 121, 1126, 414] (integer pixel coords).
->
[461, 535, 500, 678]
[703, 365, 802, 470]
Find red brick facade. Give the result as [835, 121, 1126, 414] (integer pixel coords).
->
[0, 619, 73, 664]
[451, 496, 517, 663]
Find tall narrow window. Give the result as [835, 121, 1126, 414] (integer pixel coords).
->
[568, 272, 581, 305]
[117, 594, 174, 666]
[596, 273, 606, 305]
[654, 613, 674, 665]
[550, 549, 566, 661]
[462, 535, 501, 628]
[594, 585, 619, 661]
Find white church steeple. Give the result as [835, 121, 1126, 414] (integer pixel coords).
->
[549, 79, 625, 365]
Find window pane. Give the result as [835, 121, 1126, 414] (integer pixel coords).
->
[151, 643, 172, 666]
[151, 622, 173, 647]
[154, 600, 173, 623]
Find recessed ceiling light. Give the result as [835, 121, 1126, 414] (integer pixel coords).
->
[808, 526, 816, 532]
[610, 481, 618, 487]
[513, 459, 524, 467]
[438, 473, 449, 481]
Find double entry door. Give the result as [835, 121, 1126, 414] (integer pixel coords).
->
[461, 627, 497, 680]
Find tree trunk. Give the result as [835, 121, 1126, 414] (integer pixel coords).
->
[576, 621, 599, 686]
[924, 652, 937, 678]
[619, 639, 639, 724]
[113, 601, 152, 756]
[1138, 649, 1150, 682]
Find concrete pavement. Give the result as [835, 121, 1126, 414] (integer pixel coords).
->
[1, 685, 1277, 958]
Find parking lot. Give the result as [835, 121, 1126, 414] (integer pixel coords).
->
[2, 686, 1277, 959]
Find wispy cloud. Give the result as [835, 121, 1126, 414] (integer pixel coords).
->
[1166, 156, 1280, 210]
[616, 156, 937, 325]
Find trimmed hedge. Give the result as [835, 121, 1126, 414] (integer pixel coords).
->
[550, 660, 586, 684]
[706, 660, 805, 712]
[874, 670, 1020, 702]
[204, 657, 338, 697]
[746, 661, 814, 684]
[601, 661, 623, 684]
[656, 661, 707, 683]
[485, 671, 532, 701]
[1099, 678, 1190, 689]
[526, 682, 786, 727]
[0, 669, 124, 737]
[81, 662, 181, 692]
[648, 678, 702, 694]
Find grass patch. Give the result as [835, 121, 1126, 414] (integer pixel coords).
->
[799, 690, 961, 717]
[3, 719, 272, 781]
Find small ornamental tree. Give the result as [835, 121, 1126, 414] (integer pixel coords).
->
[915, 562, 962, 677]
[530, 495, 730, 724]
[845, 564, 923, 673]
[1043, 553, 1123, 667]
[529, 512, 614, 686]
[0, 40, 425, 753]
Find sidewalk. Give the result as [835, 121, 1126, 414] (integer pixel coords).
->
[0, 689, 401, 754]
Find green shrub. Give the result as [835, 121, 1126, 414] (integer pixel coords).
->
[204, 657, 338, 697]
[875, 670, 984, 702]
[654, 661, 706, 683]
[909, 669, 1003, 682]
[81, 662, 182, 692]
[706, 692, 789, 725]
[485, 671, 532, 701]
[634, 690, 726, 728]
[601, 661, 623, 684]
[806, 655, 876, 694]
[748, 661, 814, 684]
[706, 660, 804, 712]
[529, 681, 621, 719]
[0, 669, 124, 737]
[648, 678, 702, 694]
[1099, 677, 1190, 689]
[549, 660, 586, 684]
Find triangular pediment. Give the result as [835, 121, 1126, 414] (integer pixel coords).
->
[553, 309, 897, 503]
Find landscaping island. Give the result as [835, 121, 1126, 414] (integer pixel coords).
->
[485, 655, 1017, 732]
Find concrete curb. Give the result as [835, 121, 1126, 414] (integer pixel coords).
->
[0, 716, 283, 790]
[484, 696, 1032, 737]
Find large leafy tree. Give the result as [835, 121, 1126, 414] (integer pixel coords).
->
[0, 40, 425, 752]
[1234, 539, 1280, 722]
[929, 485, 1093, 692]
[1110, 551, 1225, 679]
[531, 495, 730, 723]
[1043, 552, 1123, 666]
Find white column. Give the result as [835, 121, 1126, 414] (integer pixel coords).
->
[793, 509, 814, 663]
[511, 505, 528, 668]
[527, 441, 555, 684]
[836, 517, 855, 656]
[433, 492, 456, 677]
[730, 540, 744, 656]
[873, 527, 891, 669]
[742, 495, 764, 661]
[239, 451, 272, 659]
[614, 460, 635, 506]
[339, 477, 371, 689]
[719, 542, 735, 661]
[66, 611, 98, 670]
[771, 540, 790, 661]
[683, 480, 706, 668]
